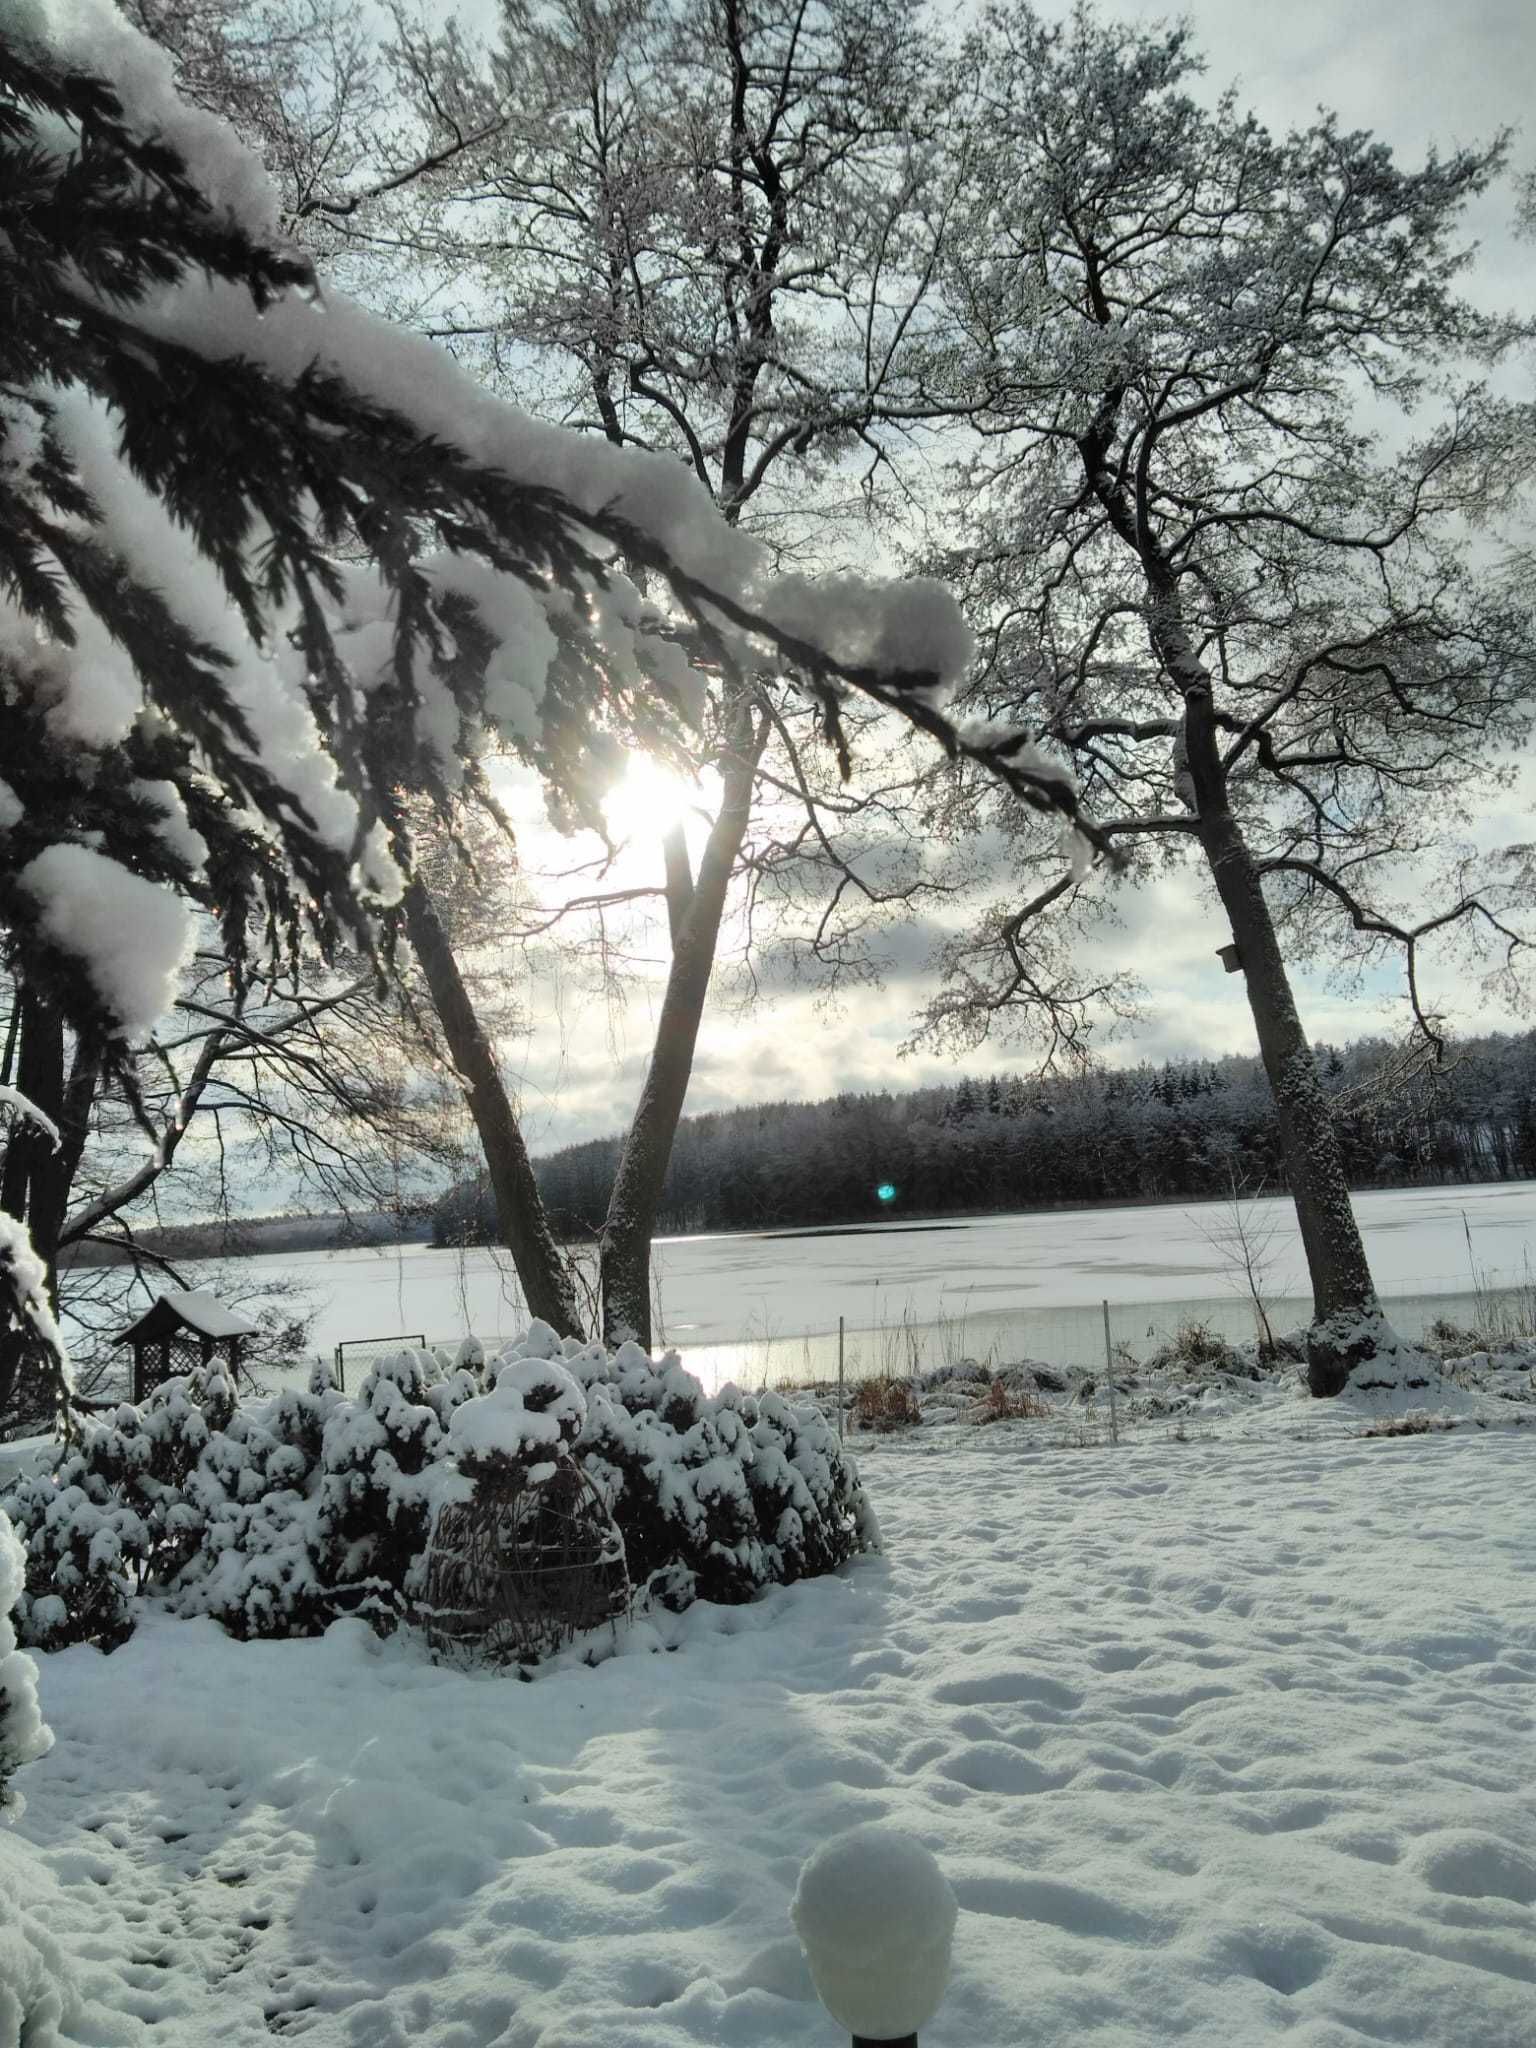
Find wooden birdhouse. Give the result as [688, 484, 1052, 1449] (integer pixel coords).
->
[114, 1289, 259, 1404]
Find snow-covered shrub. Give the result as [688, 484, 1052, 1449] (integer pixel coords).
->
[1, 1330, 877, 1658]
[510, 1327, 878, 1611]
[578, 1367, 764, 1607]
[0, 1511, 51, 1815]
[177, 1373, 343, 1640]
[1, 1370, 233, 1650]
[447, 1355, 588, 1483]
[742, 1389, 878, 1582]
[2, 1431, 149, 1653]
[0, 1832, 85, 2048]
[311, 1350, 476, 1632]
[439, 1327, 875, 1618]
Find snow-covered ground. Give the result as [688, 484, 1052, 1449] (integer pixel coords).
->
[179, 1178, 1536, 1387]
[7, 1384, 1535, 2045]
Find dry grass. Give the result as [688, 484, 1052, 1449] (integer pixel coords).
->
[965, 1377, 1051, 1425]
[849, 1372, 922, 1432]
[1360, 1413, 1456, 1439]
[1143, 1319, 1241, 1374]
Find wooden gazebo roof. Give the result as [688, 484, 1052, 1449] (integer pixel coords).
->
[113, 1289, 259, 1348]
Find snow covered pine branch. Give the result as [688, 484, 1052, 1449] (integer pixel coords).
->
[0, 0, 1104, 1040]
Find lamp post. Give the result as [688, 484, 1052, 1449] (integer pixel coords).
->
[792, 1825, 957, 2047]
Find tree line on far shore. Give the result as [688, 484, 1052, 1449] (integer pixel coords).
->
[432, 1030, 1536, 1246]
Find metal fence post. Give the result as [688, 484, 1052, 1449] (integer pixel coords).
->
[837, 1314, 845, 1440]
[1102, 1297, 1118, 1445]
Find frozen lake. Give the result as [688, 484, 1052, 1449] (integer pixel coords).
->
[203, 1179, 1536, 1389]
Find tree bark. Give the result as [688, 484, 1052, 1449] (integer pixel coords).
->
[1183, 686, 1380, 1392]
[599, 701, 768, 1347]
[0, 991, 98, 1422]
[400, 876, 585, 1340]
[29, 1029, 102, 1300]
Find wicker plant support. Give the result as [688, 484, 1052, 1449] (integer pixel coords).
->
[422, 1455, 629, 1667]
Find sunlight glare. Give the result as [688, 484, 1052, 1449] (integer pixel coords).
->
[601, 754, 712, 845]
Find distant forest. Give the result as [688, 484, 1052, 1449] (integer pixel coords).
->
[434, 1029, 1536, 1245]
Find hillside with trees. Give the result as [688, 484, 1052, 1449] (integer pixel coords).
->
[432, 1030, 1536, 1244]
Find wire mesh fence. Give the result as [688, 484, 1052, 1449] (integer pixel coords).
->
[661, 1273, 1536, 1394]
[331, 1333, 426, 1392]
[269, 1255, 1533, 1401]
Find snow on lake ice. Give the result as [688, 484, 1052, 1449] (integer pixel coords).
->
[199, 1180, 1536, 1387]
[8, 1418, 1535, 2044]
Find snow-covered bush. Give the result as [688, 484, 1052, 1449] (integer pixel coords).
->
[447, 1354, 588, 1482]
[3, 1438, 148, 1654]
[572, 1341, 764, 1606]
[0, 1509, 66, 2048]
[1, 1332, 878, 1656]
[0, 1510, 51, 1815]
[178, 1369, 344, 1640]
[312, 1350, 478, 1632]
[0, 1371, 234, 1650]
[544, 1330, 878, 1608]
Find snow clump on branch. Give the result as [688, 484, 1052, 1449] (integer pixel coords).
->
[17, 844, 193, 1041]
[7, 0, 280, 230]
[26, 0, 976, 700]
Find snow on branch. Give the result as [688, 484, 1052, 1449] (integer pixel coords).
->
[0, 1210, 74, 1424]
[0, 5, 1114, 1067]
[1257, 856, 1531, 1061]
[0, 1088, 60, 1152]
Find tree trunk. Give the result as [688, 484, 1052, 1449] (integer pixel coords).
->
[0, 990, 93, 1423]
[400, 876, 585, 1340]
[598, 702, 767, 1347]
[30, 1032, 103, 1298]
[1183, 686, 1380, 1393]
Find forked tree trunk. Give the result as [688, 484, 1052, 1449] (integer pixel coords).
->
[1183, 686, 1380, 1393]
[400, 876, 585, 1340]
[598, 703, 768, 1347]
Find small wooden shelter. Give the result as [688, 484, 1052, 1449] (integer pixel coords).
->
[114, 1289, 259, 1404]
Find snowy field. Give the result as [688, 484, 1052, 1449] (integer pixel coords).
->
[192, 1179, 1536, 1386]
[7, 1395, 1535, 2045]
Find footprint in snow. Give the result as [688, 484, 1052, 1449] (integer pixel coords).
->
[1412, 1830, 1536, 1906]
[952, 1872, 1166, 1944]
[938, 1743, 1057, 1796]
[1088, 1642, 1154, 1672]
[933, 1670, 1082, 1710]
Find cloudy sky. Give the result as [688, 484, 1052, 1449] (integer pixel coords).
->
[469, 0, 1535, 1156]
